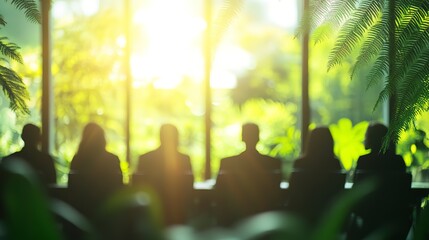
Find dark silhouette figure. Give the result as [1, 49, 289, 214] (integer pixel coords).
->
[288, 127, 345, 224]
[68, 123, 123, 219]
[133, 123, 193, 226]
[355, 123, 406, 173]
[293, 127, 342, 171]
[136, 124, 192, 176]
[349, 123, 411, 240]
[2, 123, 56, 185]
[216, 123, 282, 226]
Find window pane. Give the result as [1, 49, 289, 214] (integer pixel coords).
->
[211, 0, 302, 180]
[0, 2, 42, 158]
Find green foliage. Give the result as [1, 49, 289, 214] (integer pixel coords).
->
[1, 160, 63, 239]
[6, 0, 41, 24]
[329, 118, 369, 171]
[0, 0, 41, 114]
[397, 111, 429, 179]
[302, 0, 429, 145]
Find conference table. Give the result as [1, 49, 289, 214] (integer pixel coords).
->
[48, 180, 429, 221]
[192, 180, 429, 203]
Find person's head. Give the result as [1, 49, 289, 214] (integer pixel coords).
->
[21, 123, 41, 148]
[160, 124, 179, 149]
[364, 123, 388, 152]
[305, 126, 334, 159]
[78, 122, 106, 154]
[242, 123, 259, 149]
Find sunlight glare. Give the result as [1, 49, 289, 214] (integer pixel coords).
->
[132, 2, 205, 89]
[266, 0, 298, 28]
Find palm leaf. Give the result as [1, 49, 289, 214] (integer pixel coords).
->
[312, 0, 360, 43]
[0, 14, 6, 26]
[0, 65, 29, 113]
[295, 0, 331, 38]
[7, 0, 41, 24]
[327, 0, 384, 70]
[211, 0, 244, 51]
[307, 0, 429, 142]
[350, 17, 387, 79]
[0, 37, 23, 63]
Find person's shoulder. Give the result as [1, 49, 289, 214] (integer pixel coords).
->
[356, 153, 372, 167]
[221, 154, 241, 163]
[138, 149, 159, 160]
[260, 154, 281, 167]
[292, 157, 305, 168]
[178, 152, 191, 161]
[219, 154, 241, 169]
[104, 151, 120, 162]
[2, 151, 19, 160]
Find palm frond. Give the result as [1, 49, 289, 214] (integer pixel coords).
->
[211, 0, 244, 51]
[327, 0, 384, 70]
[395, 47, 429, 116]
[0, 65, 29, 113]
[310, 0, 360, 43]
[0, 37, 23, 63]
[389, 81, 429, 144]
[295, 0, 332, 38]
[7, 0, 41, 24]
[350, 14, 387, 79]
[325, 0, 359, 28]
[0, 14, 6, 26]
[307, 0, 429, 143]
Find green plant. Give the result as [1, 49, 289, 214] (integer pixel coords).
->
[300, 0, 429, 145]
[0, 0, 41, 114]
[329, 118, 369, 171]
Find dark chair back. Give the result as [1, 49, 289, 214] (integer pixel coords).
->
[350, 171, 412, 239]
[131, 172, 194, 225]
[215, 170, 282, 226]
[68, 172, 123, 217]
[287, 170, 346, 223]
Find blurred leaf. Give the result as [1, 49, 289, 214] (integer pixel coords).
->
[1, 159, 63, 240]
[330, 119, 369, 170]
[235, 211, 308, 240]
[313, 178, 377, 240]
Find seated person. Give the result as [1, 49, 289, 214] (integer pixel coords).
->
[135, 123, 193, 225]
[136, 124, 192, 176]
[288, 127, 344, 223]
[2, 123, 56, 185]
[293, 127, 342, 171]
[355, 122, 405, 174]
[70, 122, 123, 178]
[216, 123, 282, 225]
[349, 122, 410, 240]
[69, 122, 123, 217]
[218, 123, 282, 175]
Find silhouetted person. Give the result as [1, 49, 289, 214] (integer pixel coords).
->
[136, 124, 192, 176]
[288, 127, 345, 224]
[216, 123, 282, 226]
[68, 122, 123, 220]
[355, 122, 405, 173]
[2, 123, 56, 185]
[134, 123, 193, 226]
[218, 123, 282, 176]
[349, 122, 410, 240]
[293, 127, 342, 171]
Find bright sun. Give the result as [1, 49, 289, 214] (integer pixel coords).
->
[131, 1, 207, 89]
[67, 0, 298, 90]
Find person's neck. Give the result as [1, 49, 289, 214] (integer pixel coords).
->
[23, 144, 38, 150]
[245, 146, 258, 154]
